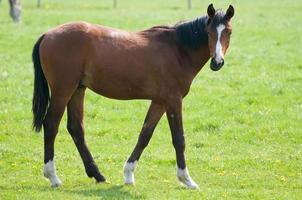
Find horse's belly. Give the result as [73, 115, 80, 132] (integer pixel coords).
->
[81, 73, 152, 100]
[89, 85, 150, 100]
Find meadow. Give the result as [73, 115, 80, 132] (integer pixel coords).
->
[0, 0, 301, 199]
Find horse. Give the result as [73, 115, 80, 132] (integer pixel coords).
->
[32, 4, 234, 189]
[6, 0, 21, 23]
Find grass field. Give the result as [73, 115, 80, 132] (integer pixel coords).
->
[0, 0, 302, 199]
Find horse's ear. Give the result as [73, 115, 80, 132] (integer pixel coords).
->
[226, 5, 234, 20]
[207, 4, 215, 19]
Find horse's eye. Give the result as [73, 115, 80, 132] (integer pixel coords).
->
[229, 32, 232, 35]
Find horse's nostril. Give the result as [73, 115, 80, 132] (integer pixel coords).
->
[220, 59, 224, 66]
[211, 58, 215, 64]
[210, 57, 224, 71]
[215, 59, 224, 67]
[212, 58, 224, 66]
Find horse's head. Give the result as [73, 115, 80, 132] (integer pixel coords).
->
[206, 4, 234, 71]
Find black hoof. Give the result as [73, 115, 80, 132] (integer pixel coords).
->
[85, 163, 106, 182]
[95, 173, 106, 183]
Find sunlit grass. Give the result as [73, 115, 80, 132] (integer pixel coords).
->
[0, 0, 301, 199]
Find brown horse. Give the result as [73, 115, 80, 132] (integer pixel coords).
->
[32, 4, 234, 189]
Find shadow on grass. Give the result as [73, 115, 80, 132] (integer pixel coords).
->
[64, 185, 144, 199]
[0, 184, 144, 199]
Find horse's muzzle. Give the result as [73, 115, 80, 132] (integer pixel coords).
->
[210, 58, 224, 71]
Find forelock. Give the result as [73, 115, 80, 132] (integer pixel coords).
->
[211, 10, 226, 27]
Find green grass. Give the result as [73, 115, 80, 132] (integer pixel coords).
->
[0, 0, 302, 199]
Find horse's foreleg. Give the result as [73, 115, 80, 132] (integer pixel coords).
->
[166, 98, 199, 189]
[67, 87, 106, 183]
[124, 101, 165, 185]
[43, 97, 67, 187]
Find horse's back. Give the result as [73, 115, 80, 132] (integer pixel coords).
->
[39, 21, 182, 101]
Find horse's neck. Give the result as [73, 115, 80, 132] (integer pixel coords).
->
[173, 16, 210, 76]
[187, 45, 211, 75]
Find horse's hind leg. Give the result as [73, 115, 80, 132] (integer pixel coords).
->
[43, 96, 68, 187]
[124, 101, 165, 185]
[67, 87, 106, 183]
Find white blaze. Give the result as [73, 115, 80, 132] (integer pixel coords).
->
[215, 24, 226, 63]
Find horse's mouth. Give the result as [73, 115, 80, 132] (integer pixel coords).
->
[210, 58, 224, 71]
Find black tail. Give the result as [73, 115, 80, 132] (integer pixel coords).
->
[32, 34, 49, 132]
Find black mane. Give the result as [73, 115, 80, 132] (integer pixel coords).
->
[175, 10, 226, 50]
[175, 16, 209, 50]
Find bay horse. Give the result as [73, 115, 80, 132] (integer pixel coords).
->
[32, 4, 234, 189]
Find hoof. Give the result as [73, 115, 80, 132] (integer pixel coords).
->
[177, 167, 199, 189]
[124, 175, 135, 185]
[124, 181, 135, 186]
[178, 176, 199, 189]
[44, 175, 62, 188]
[85, 164, 106, 183]
[95, 174, 106, 183]
[44, 160, 62, 188]
[51, 179, 62, 188]
[44, 171, 62, 188]
[123, 161, 137, 185]
[96, 180, 110, 184]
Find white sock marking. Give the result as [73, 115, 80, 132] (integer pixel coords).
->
[44, 160, 62, 187]
[177, 167, 199, 189]
[123, 161, 137, 184]
[215, 24, 226, 63]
